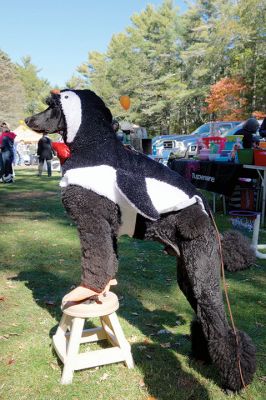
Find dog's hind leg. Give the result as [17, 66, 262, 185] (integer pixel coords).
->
[61, 185, 121, 292]
[176, 208, 256, 391]
[140, 204, 256, 391]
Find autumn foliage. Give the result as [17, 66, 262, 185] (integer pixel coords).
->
[252, 110, 266, 119]
[204, 77, 248, 121]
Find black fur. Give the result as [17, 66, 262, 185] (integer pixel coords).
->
[25, 89, 256, 392]
[221, 230, 256, 271]
[190, 318, 211, 363]
[61, 185, 121, 290]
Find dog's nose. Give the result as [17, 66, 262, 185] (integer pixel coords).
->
[24, 117, 30, 125]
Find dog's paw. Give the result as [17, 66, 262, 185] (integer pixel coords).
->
[61, 279, 118, 306]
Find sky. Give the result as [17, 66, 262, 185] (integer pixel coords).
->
[1, 0, 188, 88]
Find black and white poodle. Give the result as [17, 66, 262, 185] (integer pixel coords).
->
[25, 89, 256, 392]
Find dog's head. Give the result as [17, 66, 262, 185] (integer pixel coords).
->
[25, 89, 112, 144]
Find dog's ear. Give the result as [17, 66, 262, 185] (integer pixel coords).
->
[92, 93, 112, 123]
[81, 90, 113, 124]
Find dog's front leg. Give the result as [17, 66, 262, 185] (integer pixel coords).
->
[61, 185, 121, 302]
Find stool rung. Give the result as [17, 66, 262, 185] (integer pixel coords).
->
[102, 323, 118, 347]
[65, 326, 107, 343]
[74, 347, 125, 370]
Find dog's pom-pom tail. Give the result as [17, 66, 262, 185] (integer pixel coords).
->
[221, 230, 255, 272]
[209, 329, 256, 392]
[190, 318, 211, 363]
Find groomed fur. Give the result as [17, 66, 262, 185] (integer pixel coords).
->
[221, 230, 255, 272]
[25, 89, 256, 392]
[136, 203, 256, 392]
[190, 318, 211, 363]
[61, 185, 121, 290]
[209, 329, 256, 391]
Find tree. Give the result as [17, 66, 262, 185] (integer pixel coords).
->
[16, 56, 51, 115]
[75, 1, 183, 134]
[204, 77, 248, 120]
[65, 74, 87, 90]
[228, 0, 266, 113]
[73, 0, 265, 134]
[0, 50, 26, 129]
[178, 0, 238, 129]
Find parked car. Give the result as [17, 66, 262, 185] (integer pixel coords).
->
[152, 121, 242, 159]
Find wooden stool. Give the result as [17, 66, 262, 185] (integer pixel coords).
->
[52, 292, 134, 384]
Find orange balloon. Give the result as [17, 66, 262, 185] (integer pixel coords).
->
[119, 95, 130, 110]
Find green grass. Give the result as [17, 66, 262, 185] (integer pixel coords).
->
[0, 169, 265, 400]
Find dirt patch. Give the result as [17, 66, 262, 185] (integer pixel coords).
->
[4, 191, 59, 201]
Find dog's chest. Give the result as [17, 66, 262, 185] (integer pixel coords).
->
[60, 165, 137, 236]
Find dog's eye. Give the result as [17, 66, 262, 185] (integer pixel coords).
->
[64, 95, 69, 99]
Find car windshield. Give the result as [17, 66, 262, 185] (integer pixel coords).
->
[191, 124, 210, 135]
[192, 122, 242, 136]
[221, 123, 244, 137]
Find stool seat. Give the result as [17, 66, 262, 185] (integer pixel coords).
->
[62, 292, 119, 318]
[53, 291, 134, 384]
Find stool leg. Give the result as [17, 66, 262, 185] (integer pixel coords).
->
[53, 314, 72, 363]
[61, 317, 85, 384]
[104, 313, 134, 369]
[55, 313, 72, 337]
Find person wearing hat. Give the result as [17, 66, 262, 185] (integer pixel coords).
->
[234, 117, 260, 148]
[0, 121, 16, 183]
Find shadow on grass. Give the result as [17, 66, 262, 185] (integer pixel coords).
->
[11, 269, 70, 324]
[131, 342, 210, 400]
[11, 269, 216, 398]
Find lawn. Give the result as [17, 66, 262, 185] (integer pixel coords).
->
[0, 168, 265, 400]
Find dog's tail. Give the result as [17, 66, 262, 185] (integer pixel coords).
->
[220, 230, 256, 271]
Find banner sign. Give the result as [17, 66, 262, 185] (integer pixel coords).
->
[168, 159, 245, 196]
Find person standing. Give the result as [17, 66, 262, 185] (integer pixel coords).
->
[0, 121, 16, 183]
[37, 133, 55, 176]
[234, 118, 259, 148]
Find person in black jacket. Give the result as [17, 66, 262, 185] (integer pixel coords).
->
[37, 133, 55, 176]
[234, 118, 259, 148]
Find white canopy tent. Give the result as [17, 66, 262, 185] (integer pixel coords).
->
[14, 124, 42, 144]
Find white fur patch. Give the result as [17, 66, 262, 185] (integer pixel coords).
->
[60, 166, 207, 236]
[60, 91, 82, 143]
[60, 166, 137, 237]
[145, 177, 206, 214]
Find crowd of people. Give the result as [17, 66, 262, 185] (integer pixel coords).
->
[0, 120, 56, 183]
